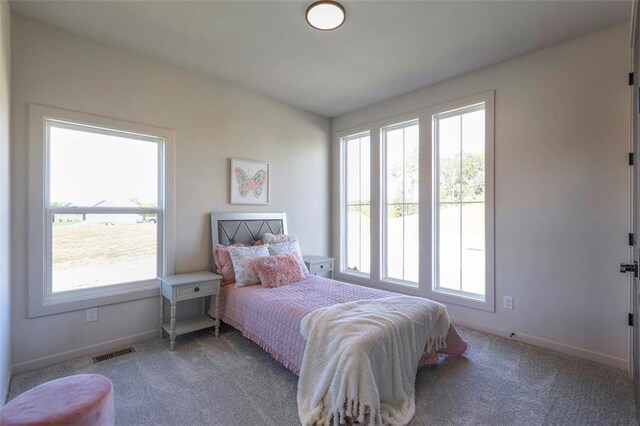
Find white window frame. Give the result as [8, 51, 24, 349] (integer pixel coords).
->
[333, 91, 495, 311]
[340, 131, 371, 278]
[381, 119, 421, 287]
[28, 104, 176, 318]
[425, 93, 495, 311]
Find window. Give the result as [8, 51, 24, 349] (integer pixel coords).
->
[28, 105, 175, 317]
[48, 121, 162, 293]
[334, 91, 494, 311]
[342, 132, 370, 275]
[433, 104, 486, 299]
[382, 120, 419, 285]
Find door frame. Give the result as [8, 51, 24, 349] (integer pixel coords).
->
[631, 0, 639, 418]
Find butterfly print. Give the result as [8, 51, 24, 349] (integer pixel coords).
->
[234, 167, 267, 198]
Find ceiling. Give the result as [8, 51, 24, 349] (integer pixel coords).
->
[9, 1, 631, 118]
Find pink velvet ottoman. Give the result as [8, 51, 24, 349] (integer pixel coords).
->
[0, 374, 114, 426]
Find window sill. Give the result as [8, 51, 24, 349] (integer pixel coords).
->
[29, 280, 160, 318]
[334, 272, 423, 297]
[337, 270, 370, 281]
[425, 288, 495, 312]
[334, 273, 495, 312]
[379, 277, 419, 289]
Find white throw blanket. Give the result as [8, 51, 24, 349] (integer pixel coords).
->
[297, 296, 450, 426]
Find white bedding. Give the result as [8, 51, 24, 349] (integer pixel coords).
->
[297, 295, 450, 426]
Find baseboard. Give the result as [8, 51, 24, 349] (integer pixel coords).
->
[11, 330, 158, 374]
[9, 320, 628, 375]
[450, 316, 628, 371]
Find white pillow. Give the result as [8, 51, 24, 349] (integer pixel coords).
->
[268, 241, 309, 275]
[262, 233, 297, 244]
[228, 245, 270, 287]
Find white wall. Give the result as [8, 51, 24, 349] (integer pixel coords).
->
[333, 23, 631, 368]
[0, 0, 10, 405]
[10, 15, 330, 371]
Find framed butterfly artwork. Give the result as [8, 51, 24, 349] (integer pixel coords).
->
[230, 158, 270, 205]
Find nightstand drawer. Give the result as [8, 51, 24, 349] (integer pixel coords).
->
[176, 281, 217, 301]
[309, 261, 333, 274]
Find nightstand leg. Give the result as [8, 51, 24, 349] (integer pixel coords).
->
[214, 294, 220, 338]
[170, 302, 176, 351]
[159, 296, 164, 339]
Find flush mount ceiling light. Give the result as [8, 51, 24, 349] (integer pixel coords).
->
[306, 1, 345, 31]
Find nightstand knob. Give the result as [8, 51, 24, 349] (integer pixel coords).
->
[320, 265, 324, 269]
[194, 287, 200, 292]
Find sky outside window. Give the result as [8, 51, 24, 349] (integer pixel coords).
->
[49, 125, 159, 207]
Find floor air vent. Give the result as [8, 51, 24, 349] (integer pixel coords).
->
[93, 347, 136, 363]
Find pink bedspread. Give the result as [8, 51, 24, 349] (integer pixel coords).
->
[209, 274, 467, 375]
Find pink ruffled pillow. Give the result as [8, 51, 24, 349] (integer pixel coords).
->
[252, 254, 304, 288]
[213, 243, 244, 285]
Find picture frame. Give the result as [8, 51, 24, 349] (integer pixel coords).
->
[229, 158, 270, 205]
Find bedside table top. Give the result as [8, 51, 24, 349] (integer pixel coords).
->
[159, 271, 222, 287]
[303, 255, 335, 264]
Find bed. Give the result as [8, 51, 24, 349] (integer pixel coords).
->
[207, 212, 468, 376]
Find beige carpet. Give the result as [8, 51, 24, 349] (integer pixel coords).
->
[7, 325, 638, 425]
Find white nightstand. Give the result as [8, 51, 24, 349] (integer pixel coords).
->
[303, 255, 335, 279]
[159, 271, 222, 351]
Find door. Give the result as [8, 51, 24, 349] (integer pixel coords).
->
[632, 1, 640, 418]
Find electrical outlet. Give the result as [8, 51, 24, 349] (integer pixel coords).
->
[86, 307, 98, 322]
[503, 296, 514, 310]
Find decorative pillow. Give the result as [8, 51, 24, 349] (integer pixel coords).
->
[262, 233, 297, 244]
[213, 243, 245, 285]
[228, 245, 270, 287]
[252, 254, 304, 288]
[268, 241, 309, 275]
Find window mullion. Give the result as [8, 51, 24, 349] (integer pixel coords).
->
[370, 130, 381, 282]
[432, 118, 439, 292]
[401, 128, 406, 281]
[157, 139, 165, 277]
[45, 210, 54, 299]
[358, 138, 363, 272]
[343, 140, 349, 273]
[459, 116, 463, 292]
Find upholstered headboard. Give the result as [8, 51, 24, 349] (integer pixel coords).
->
[210, 212, 288, 246]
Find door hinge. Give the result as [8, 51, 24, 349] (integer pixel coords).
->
[630, 153, 635, 165]
[620, 261, 638, 277]
[630, 72, 635, 86]
[629, 313, 634, 327]
[629, 233, 635, 246]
